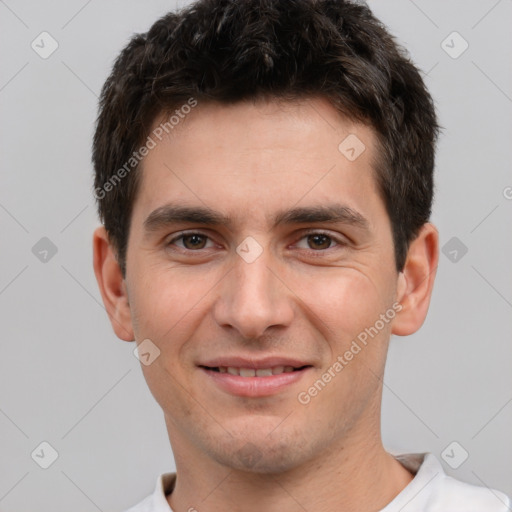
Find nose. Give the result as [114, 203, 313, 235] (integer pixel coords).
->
[212, 245, 294, 340]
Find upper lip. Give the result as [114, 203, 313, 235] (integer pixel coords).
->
[199, 356, 312, 369]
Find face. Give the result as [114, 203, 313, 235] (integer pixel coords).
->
[99, 97, 432, 473]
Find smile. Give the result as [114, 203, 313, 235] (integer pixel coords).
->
[203, 365, 309, 377]
[199, 363, 312, 397]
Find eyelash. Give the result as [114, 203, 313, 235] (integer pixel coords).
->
[166, 230, 348, 254]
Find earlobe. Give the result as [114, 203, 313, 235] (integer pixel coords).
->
[92, 226, 135, 341]
[391, 223, 439, 336]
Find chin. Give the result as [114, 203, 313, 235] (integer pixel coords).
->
[220, 445, 304, 474]
[209, 427, 319, 475]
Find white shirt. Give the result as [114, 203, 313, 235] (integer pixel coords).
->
[124, 452, 511, 511]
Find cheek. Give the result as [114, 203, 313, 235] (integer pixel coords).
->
[129, 267, 213, 410]
[288, 266, 386, 341]
[294, 270, 392, 428]
[128, 263, 223, 345]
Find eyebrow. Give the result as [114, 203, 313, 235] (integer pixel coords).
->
[143, 203, 370, 236]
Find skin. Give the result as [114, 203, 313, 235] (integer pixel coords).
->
[93, 97, 439, 512]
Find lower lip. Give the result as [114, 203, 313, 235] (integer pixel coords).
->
[200, 367, 311, 397]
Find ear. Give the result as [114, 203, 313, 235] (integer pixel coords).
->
[92, 226, 134, 341]
[392, 223, 439, 336]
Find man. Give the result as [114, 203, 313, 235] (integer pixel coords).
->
[92, 0, 511, 510]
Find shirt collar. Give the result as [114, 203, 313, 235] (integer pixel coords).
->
[152, 452, 440, 512]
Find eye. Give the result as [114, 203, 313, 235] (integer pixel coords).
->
[166, 230, 347, 254]
[295, 231, 347, 251]
[167, 232, 215, 251]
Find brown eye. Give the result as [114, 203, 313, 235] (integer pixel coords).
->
[181, 234, 208, 249]
[306, 233, 333, 250]
[168, 232, 214, 251]
[294, 231, 347, 253]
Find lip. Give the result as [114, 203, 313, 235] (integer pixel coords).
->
[199, 356, 310, 369]
[198, 357, 313, 397]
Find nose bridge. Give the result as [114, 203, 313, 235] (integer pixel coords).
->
[213, 242, 292, 339]
[235, 249, 273, 304]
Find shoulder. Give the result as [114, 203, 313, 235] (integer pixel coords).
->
[122, 472, 176, 512]
[124, 495, 153, 512]
[391, 452, 511, 512]
[432, 472, 511, 511]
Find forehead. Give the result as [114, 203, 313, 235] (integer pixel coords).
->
[132, 97, 383, 230]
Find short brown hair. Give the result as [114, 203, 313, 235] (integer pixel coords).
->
[93, 0, 439, 277]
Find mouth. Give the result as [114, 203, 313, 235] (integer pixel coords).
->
[198, 360, 313, 397]
[200, 365, 310, 377]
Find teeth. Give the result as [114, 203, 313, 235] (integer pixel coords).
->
[218, 366, 297, 377]
[256, 368, 273, 377]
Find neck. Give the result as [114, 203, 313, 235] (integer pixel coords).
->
[166, 417, 414, 512]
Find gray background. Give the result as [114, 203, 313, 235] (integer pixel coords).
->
[0, 1, 511, 510]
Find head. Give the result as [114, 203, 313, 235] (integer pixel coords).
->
[93, 0, 439, 473]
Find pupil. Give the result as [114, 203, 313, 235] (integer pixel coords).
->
[309, 234, 330, 250]
[184, 234, 205, 249]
